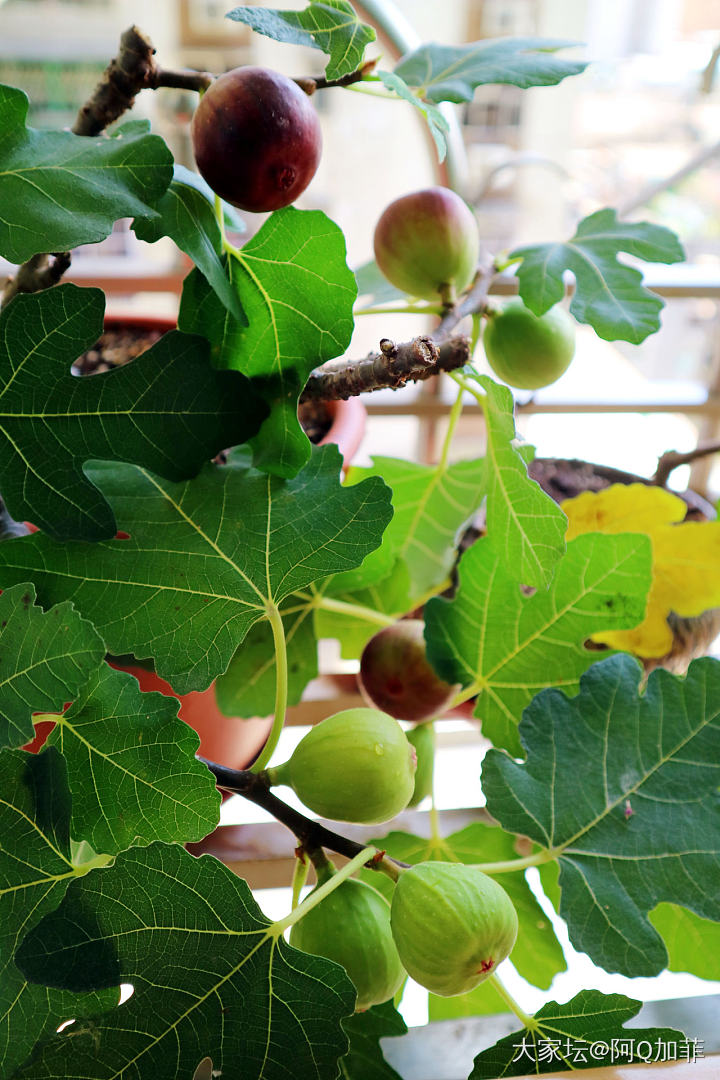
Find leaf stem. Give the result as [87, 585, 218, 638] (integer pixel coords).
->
[476, 848, 559, 875]
[437, 384, 465, 473]
[488, 975, 537, 1029]
[313, 594, 397, 627]
[250, 604, 288, 773]
[271, 846, 377, 935]
[291, 852, 309, 910]
[353, 303, 443, 317]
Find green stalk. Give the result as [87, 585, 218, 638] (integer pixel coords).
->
[476, 848, 559, 875]
[271, 846, 378, 936]
[353, 303, 443, 317]
[488, 975, 537, 1030]
[437, 383, 465, 472]
[291, 853, 309, 910]
[250, 603, 288, 774]
[313, 594, 397, 627]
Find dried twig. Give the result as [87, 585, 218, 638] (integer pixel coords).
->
[653, 440, 720, 488]
[301, 262, 496, 401]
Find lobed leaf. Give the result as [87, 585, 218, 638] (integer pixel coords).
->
[0, 748, 116, 1076]
[179, 207, 357, 478]
[0, 447, 392, 693]
[393, 37, 586, 104]
[15, 842, 356, 1080]
[340, 1001, 407, 1080]
[0, 86, 172, 262]
[511, 208, 685, 343]
[46, 664, 220, 852]
[470, 990, 686, 1077]
[472, 373, 566, 588]
[226, 1, 376, 80]
[0, 583, 104, 749]
[425, 532, 652, 755]
[0, 284, 267, 540]
[483, 654, 720, 976]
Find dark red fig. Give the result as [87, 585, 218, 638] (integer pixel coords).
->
[358, 619, 458, 722]
[191, 66, 322, 213]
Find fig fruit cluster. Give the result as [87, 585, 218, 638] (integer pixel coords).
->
[289, 862, 405, 1011]
[373, 187, 480, 301]
[267, 707, 416, 824]
[191, 66, 322, 213]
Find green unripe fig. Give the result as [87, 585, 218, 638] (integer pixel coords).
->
[390, 862, 518, 996]
[191, 66, 322, 212]
[268, 708, 416, 824]
[290, 866, 406, 1011]
[482, 299, 575, 390]
[406, 722, 435, 807]
[373, 187, 480, 301]
[359, 620, 458, 722]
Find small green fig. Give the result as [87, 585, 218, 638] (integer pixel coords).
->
[359, 620, 458, 721]
[268, 707, 416, 824]
[406, 722, 435, 807]
[482, 299, 575, 390]
[290, 864, 406, 1011]
[390, 862, 518, 996]
[373, 187, 480, 301]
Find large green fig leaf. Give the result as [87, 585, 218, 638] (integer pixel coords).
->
[0, 583, 104, 749]
[215, 598, 317, 718]
[393, 38, 586, 104]
[0, 446, 392, 693]
[179, 206, 356, 478]
[511, 208, 685, 342]
[341, 1001, 407, 1080]
[0, 748, 116, 1077]
[0, 284, 267, 540]
[133, 171, 244, 321]
[341, 455, 486, 601]
[361, 824, 565, 991]
[45, 664, 220, 852]
[483, 655, 720, 977]
[226, 1, 376, 79]
[15, 842, 356, 1080]
[425, 533, 651, 755]
[470, 373, 566, 587]
[0, 87, 171, 262]
[470, 990, 686, 1077]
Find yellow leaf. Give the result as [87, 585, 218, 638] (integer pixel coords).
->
[562, 484, 720, 658]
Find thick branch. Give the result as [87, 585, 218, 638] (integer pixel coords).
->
[653, 440, 720, 488]
[301, 262, 496, 401]
[1, 252, 72, 308]
[200, 757, 408, 870]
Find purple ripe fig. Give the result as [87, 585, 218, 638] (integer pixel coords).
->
[373, 187, 480, 301]
[359, 620, 458, 722]
[191, 66, 322, 212]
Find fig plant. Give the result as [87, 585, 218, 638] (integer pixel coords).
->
[0, 4, 716, 1080]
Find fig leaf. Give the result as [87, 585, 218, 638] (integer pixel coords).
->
[483, 654, 720, 977]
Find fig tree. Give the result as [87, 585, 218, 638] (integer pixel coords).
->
[373, 187, 480, 301]
[390, 862, 518, 996]
[406, 722, 435, 807]
[290, 863, 406, 1011]
[359, 619, 458, 721]
[483, 298, 576, 390]
[267, 707, 416, 824]
[191, 66, 322, 212]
